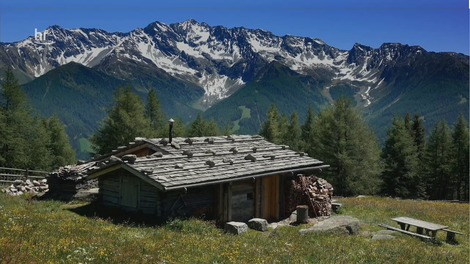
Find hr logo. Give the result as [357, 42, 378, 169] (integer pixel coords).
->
[34, 28, 54, 45]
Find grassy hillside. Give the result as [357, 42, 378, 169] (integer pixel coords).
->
[0, 194, 467, 263]
[204, 61, 329, 134]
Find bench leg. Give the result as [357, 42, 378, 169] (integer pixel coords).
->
[399, 223, 406, 230]
[446, 232, 456, 243]
[416, 227, 423, 235]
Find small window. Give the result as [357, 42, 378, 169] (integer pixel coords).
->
[247, 192, 253, 200]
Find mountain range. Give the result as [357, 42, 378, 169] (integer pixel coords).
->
[0, 19, 468, 159]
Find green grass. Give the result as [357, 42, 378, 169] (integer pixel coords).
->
[0, 194, 468, 263]
[79, 138, 93, 154]
[239, 106, 251, 119]
[231, 105, 251, 133]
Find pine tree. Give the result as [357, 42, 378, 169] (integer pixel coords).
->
[310, 96, 382, 196]
[206, 119, 221, 136]
[278, 113, 289, 144]
[90, 85, 151, 154]
[0, 68, 35, 168]
[300, 105, 315, 153]
[0, 107, 6, 166]
[404, 112, 412, 133]
[188, 112, 208, 137]
[286, 111, 301, 151]
[451, 114, 469, 201]
[411, 113, 426, 160]
[381, 116, 423, 198]
[146, 89, 166, 137]
[28, 117, 53, 170]
[171, 117, 187, 138]
[425, 120, 453, 200]
[45, 115, 76, 168]
[222, 122, 232, 136]
[259, 103, 281, 144]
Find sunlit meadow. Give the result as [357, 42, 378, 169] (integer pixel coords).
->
[0, 194, 468, 263]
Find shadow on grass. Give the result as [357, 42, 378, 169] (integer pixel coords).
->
[66, 202, 166, 227]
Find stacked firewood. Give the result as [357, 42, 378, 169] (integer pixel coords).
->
[48, 163, 98, 193]
[285, 174, 334, 217]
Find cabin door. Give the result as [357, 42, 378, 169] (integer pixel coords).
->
[121, 175, 138, 210]
[262, 175, 279, 220]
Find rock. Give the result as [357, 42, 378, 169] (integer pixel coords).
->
[122, 154, 137, 164]
[72, 188, 99, 202]
[299, 216, 360, 235]
[17, 191, 24, 196]
[14, 180, 23, 185]
[371, 234, 395, 240]
[289, 210, 297, 222]
[10, 187, 17, 192]
[39, 186, 48, 192]
[248, 218, 268, 232]
[32, 180, 40, 186]
[376, 230, 397, 236]
[25, 179, 32, 185]
[225, 222, 248, 235]
[20, 186, 26, 192]
[40, 179, 47, 184]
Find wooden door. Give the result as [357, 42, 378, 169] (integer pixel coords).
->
[262, 175, 279, 220]
[121, 175, 138, 209]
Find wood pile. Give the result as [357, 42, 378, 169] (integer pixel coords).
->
[48, 163, 98, 194]
[285, 174, 334, 217]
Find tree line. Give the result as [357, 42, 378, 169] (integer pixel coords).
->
[90, 85, 230, 155]
[259, 96, 469, 201]
[0, 69, 75, 171]
[2, 70, 468, 200]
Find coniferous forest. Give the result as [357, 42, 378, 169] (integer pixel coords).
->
[1, 68, 468, 200]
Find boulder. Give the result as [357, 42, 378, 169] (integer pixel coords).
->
[299, 216, 360, 235]
[371, 234, 395, 240]
[248, 218, 268, 232]
[225, 222, 248, 235]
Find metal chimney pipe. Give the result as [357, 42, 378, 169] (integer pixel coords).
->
[169, 118, 174, 143]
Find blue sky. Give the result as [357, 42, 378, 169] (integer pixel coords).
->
[1, 0, 468, 54]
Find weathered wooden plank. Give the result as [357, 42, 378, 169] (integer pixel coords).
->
[378, 224, 432, 240]
[101, 184, 121, 192]
[391, 217, 448, 231]
[102, 189, 119, 197]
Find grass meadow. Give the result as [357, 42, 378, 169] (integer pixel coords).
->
[0, 194, 468, 263]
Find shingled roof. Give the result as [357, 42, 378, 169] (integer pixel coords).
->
[88, 135, 328, 191]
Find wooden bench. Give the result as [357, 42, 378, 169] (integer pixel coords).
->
[443, 229, 464, 243]
[378, 224, 432, 241]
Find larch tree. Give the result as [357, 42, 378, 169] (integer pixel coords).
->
[90, 85, 151, 154]
[259, 103, 281, 144]
[286, 111, 301, 151]
[188, 112, 208, 137]
[381, 116, 423, 199]
[310, 96, 382, 196]
[450, 114, 469, 201]
[45, 115, 76, 168]
[425, 120, 453, 200]
[300, 105, 316, 154]
[146, 88, 166, 137]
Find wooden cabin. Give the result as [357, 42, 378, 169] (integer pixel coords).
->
[87, 135, 328, 223]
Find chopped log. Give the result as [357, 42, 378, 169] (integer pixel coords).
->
[296, 205, 309, 224]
